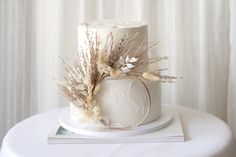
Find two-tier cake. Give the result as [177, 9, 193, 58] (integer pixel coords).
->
[58, 20, 175, 132]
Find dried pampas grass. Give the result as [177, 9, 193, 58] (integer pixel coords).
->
[58, 27, 177, 125]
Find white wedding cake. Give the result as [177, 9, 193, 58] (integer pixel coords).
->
[59, 20, 175, 131]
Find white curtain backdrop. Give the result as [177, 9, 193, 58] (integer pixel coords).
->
[0, 0, 236, 143]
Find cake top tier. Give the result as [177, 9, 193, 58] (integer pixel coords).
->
[78, 20, 148, 53]
[79, 20, 147, 29]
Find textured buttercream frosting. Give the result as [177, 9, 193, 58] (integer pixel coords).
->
[78, 20, 148, 53]
[96, 78, 149, 127]
[95, 78, 161, 127]
[70, 78, 161, 128]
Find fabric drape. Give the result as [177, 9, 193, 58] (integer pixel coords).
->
[0, 0, 235, 142]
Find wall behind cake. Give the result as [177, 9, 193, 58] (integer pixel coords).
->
[0, 0, 236, 143]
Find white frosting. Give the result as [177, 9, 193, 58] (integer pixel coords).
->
[96, 78, 149, 127]
[70, 78, 161, 128]
[78, 20, 148, 53]
[95, 78, 161, 127]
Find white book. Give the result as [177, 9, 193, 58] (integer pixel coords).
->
[48, 110, 184, 144]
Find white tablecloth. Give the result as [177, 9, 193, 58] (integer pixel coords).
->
[1, 106, 235, 157]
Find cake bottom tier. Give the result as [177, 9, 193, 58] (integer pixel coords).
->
[70, 78, 161, 129]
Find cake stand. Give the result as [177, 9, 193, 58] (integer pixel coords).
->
[58, 107, 173, 137]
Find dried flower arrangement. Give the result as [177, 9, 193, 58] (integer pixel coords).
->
[58, 28, 177, 126]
